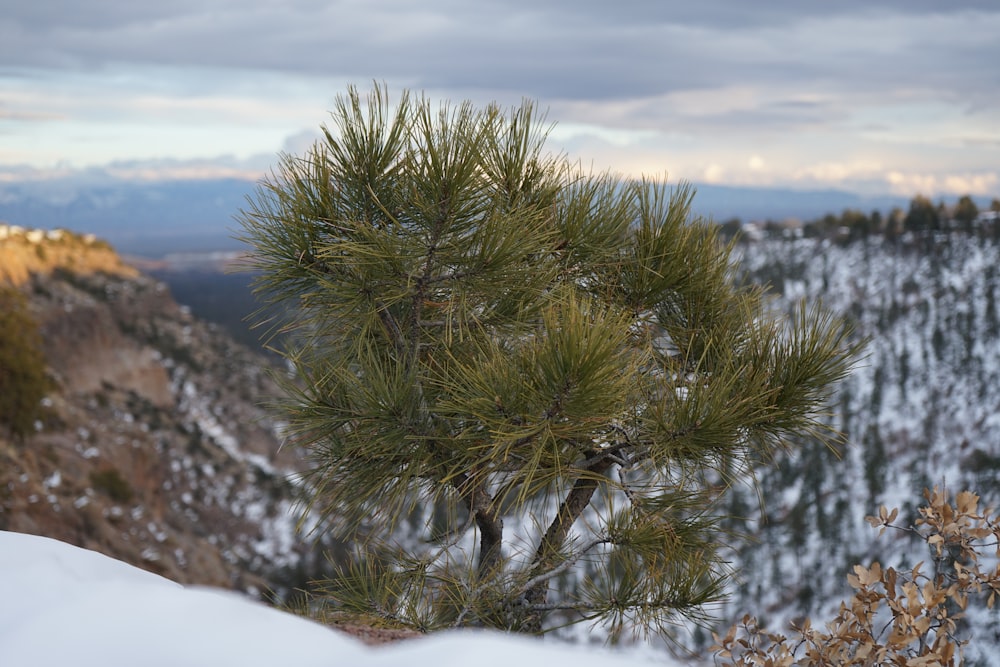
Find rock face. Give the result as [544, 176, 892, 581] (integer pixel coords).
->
[0, 228, 330, 597]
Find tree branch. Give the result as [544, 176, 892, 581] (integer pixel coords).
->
[453, 471, 504, 579]
[515, 535, 611, 600]
[520, 456, 615, 620]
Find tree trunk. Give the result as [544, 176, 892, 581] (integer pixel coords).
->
[455, 473, 504, 580]
[521, 457, 613, 631]
[475, 501, 504, 579]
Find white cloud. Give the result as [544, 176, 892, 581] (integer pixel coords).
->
[795, 160, 885, 184]
[703, 163, 725, 184]
[886, 171, 1000, 196]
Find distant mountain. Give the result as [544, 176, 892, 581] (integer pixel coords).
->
[688, 183, 912, 222]
[0, 178, 255, 256]
[0, 175, 940, 258]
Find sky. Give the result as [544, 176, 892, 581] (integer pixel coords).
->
[0, 529, 683, 667]
[1, 1, 998, 197]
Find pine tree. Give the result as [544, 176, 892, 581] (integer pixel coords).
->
[0, 285, 49, 440]
[238, 85, 859, 638]
[904, 195, 940, 233]
[953, 194, 979, 229]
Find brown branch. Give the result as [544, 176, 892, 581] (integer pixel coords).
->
[522, 456, 615, 612]
[453, 472, 504, 579]
[515, 536, 611, 599]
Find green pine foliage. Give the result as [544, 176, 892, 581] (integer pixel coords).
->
[238, 85, 860, 638]
[0, 285, 50, 440]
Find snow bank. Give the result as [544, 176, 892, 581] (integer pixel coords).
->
[0, 532, 367, 666]
[0, 531, 676, 667]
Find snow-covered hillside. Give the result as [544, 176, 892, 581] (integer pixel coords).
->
[714, 230, 1000, 659]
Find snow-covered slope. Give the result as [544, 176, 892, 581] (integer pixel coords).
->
[0, 530, 684, 667]
[713, 230, 1000, 658]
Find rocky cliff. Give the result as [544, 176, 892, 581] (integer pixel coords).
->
[0, 225, 329, 597]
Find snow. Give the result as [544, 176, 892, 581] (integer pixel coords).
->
[0, 530, 686, 667]
[714, 232, 1000, 659]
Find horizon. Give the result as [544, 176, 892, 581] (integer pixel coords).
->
[1, 173, 996, 259]
[1, 2, 998, 200]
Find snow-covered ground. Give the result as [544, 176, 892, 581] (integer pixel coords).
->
[0, 530, 690, 667]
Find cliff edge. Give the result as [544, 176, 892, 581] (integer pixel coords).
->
[0, 225, 330, 597]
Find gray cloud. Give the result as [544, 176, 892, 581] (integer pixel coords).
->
[2, 1, 998, 195]
[3, 1, 997, 104]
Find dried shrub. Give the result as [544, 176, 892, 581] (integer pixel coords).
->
[714, 487, 1000, 666]
[89, 467, 134, 504]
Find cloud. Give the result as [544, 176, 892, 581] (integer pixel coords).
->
[886, 170, 999, 196]
[3, 2, 998, 104]
[0, 1, 998, 197]
[279, 129, 322, 156]
[0, 103, 63, 122]
[0, 155, 270, 184]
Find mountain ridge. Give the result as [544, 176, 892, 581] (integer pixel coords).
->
[6, 175, 981, 257]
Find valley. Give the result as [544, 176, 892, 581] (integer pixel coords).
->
[4, 219, 1000, 660]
